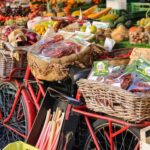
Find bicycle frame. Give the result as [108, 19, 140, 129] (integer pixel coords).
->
[0, 66, 46, 139]
[72, 105, 150, 150]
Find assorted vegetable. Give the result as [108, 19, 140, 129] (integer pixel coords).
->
[36, 108, 65, 150]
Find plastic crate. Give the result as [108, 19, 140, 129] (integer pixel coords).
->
[98, 5, 131, 15]
[130, 3, 150, 12]
[3, 141, 38, 150]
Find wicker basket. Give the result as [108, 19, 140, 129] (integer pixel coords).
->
[77, 79, 150, 123]
[27, 45, 93, 81]
[0, 49, 27, 78]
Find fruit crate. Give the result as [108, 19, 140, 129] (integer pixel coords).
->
[27, 88, 79, 150]
[98, 5, 131, 15]
[130, 3, 150, 12]
[140, 126, 150, 150]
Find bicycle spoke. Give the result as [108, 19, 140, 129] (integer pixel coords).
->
[6, 129, 10, 143]
[120, 129, 127, 150]
[96, 131, 106, 150]
[128, 134, 134, 150]
[84, 122, 139, 150]
[0, 83, 28, 149]
[102, 127, 109, 150]
[99, 127, 110, 148]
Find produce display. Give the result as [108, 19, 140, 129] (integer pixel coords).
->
[33, 17, 74, 34]
[129, 32, 149, 44]
[137, 17, 150, 27]
[31, 34, 81, 57]
[88, 57, 150, 96]
[5, 17, 28, 26]
[0, 1, 150, 150]
[36, 108, 64, 150]
[0, 5, 30, 17]
[0, 26, 39, 47]
[0, 2, 149, 47]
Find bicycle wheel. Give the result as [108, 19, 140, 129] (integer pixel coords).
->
[0, 82, 28, 149]
[83, 120, 140, 150]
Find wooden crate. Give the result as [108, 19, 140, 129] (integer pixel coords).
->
[140, 126, 150, 150]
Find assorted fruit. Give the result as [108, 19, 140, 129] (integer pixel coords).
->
[137, 18, 150, 27]
[1, 6, 30, 17]
[34, 20, 56, 35]
[5, 17, 28, 26]
[0, 2, 149, 47]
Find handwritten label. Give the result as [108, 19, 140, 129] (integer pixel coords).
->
[92, 21, 109, 29]
[104, 38, 116, 52]
[106, 0, 127, 10]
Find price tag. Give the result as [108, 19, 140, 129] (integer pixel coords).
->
[106, 0, 127, 10]
[92, 21, 109, 29]
[84, 21, 91, 27]
[104, 38, 116, 52]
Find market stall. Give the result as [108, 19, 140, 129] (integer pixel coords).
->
[0, 0, 150, 149]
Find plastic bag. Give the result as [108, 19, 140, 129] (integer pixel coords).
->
[29, 28, 91, 60]
[128, 79, 150, 95]
[88, 60, 125, 85]
[41, 40, 81, 58]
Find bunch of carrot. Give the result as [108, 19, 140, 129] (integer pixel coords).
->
[36, 108, 65, 150]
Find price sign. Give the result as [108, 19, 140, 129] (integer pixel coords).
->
[106, 0, 127, 10]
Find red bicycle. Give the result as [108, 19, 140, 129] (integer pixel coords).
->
[1, 66, 150, 150]
[68, 91, 150, 150]
[0, 67, 45, 148]
[0, 65, 90, 149]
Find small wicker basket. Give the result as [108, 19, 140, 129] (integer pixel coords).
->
[0, 48, 27, 78]
[77, 79, 150, 123]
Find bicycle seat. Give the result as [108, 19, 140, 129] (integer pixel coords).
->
[69, 66, 91, 83]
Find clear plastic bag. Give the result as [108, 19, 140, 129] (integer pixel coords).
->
[29, 28, 90, 60]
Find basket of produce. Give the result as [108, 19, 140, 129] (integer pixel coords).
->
[0, 48, 27, 78]
[77, 79, 150, 123]
[0, 26, 39, 78]
[77, 57, 150, 123]
[27, 30, 94, 81]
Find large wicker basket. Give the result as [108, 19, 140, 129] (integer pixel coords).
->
[77, 79, 150, 123]
[0, 48, 27, 78]
[27, 45, 93, 81]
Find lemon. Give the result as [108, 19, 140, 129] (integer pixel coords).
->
[80, 25, 86, 32]
[48, 21, 54, 26]
[90, 25, 97, 34]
